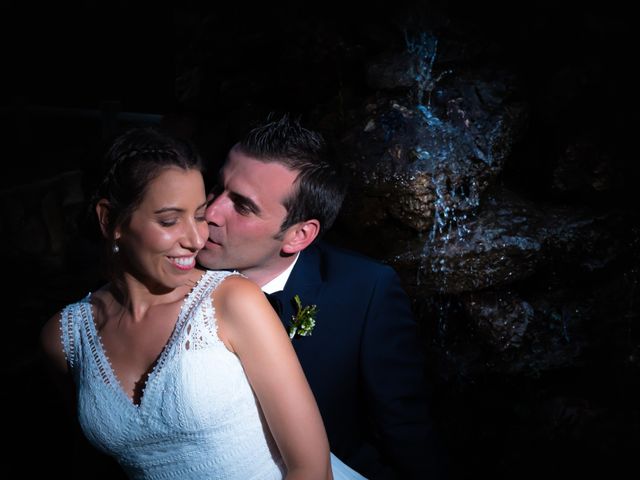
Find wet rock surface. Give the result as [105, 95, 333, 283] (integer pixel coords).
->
[3, 2, 638, 478]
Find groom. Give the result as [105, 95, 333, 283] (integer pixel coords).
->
[197, 115, 447, 479]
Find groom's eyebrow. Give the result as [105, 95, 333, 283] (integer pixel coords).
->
[228, 191, 260, 215]
[214, 168, 261, 215]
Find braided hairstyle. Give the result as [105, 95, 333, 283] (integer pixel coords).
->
[91, 126, 204, 293]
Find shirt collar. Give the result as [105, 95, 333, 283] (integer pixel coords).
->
[261, 253, 300, 294]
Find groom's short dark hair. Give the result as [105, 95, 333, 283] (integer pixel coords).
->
[233, 114, 347, 237]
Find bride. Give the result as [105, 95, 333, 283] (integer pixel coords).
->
[40, 126, 365, 479]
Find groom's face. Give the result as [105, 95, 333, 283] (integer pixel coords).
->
[198, 147, 299, 286]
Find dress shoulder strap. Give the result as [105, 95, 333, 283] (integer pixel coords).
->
[59, 294, 91, 370]
[197, 269, 244, 298]
[178, 270, 244, 350]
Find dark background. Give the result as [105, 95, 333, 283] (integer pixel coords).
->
[2, 0, 634, 196]
[1, 1, 635, 478]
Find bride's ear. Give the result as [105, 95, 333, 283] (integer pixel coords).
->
[96, 199, 114, 239]
[281, 219, 320, 254]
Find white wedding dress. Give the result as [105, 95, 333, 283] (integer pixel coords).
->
[60, 270, 365, 479]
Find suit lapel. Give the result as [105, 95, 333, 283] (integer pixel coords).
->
[278, 246, 324, 332]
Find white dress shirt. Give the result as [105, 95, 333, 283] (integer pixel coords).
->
[261, 253, 300, 294]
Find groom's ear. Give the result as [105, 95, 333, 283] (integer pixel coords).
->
[281, 219, 320, 254]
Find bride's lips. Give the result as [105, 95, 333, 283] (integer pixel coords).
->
[168, 255, 197, 270]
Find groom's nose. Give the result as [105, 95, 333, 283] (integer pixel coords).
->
[205, 193, 227, 226]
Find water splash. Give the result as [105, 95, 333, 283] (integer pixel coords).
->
[394, 31, 482, 292]
[417, 104, 443, 128]
[404, 30, 451, 106]
[419, 168, 481, 294]
[405, 30, 437, 106]
[431, 175, 481, 243]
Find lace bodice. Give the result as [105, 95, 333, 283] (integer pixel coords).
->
[60, 270, 285, 479]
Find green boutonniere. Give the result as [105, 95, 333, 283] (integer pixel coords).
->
[288, 294, 318, 339]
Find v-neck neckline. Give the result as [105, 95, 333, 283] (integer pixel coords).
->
[84, 271, 210, 410]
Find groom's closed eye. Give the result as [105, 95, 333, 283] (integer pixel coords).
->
[228, 192, 260, 216]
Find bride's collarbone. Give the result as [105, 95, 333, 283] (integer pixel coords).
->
[95, 299, 184, 392]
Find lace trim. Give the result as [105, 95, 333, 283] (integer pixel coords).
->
[78, 270, 242, 409]
[182, 270, 244, 351]
[60, 304, 77, 370]
[82, 271, 221, 409]
[82, 298, 121, 394]
[143, 272, 216, 391]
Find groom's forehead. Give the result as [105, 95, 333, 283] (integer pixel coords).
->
[218, 162, 294, 211]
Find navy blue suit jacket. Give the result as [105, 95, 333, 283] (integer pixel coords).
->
[270, 241, 444, 479]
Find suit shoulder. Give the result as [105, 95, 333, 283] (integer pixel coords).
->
[315, 241, 396, 278]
